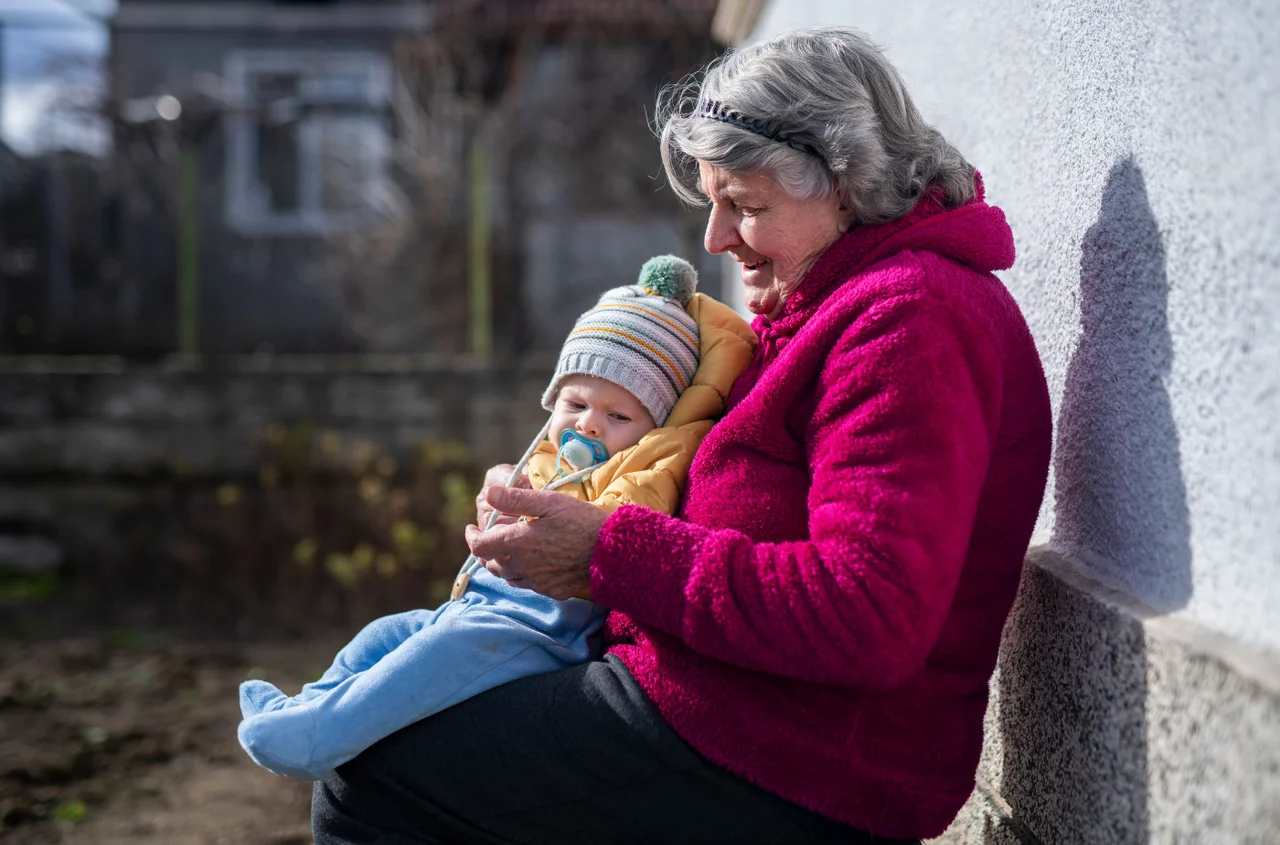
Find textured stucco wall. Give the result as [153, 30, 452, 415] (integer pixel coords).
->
[750, 0, 1280, 651]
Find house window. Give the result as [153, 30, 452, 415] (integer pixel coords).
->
[225, 50, 391, 235]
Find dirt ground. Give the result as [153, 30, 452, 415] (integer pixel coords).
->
[0, 633, 349, 844]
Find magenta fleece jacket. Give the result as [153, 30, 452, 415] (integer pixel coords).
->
[588, 179, 1053, 839]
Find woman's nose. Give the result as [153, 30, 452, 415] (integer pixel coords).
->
[704, 205, 740, 255]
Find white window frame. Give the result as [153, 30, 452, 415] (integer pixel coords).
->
[224, 50, 392, 236]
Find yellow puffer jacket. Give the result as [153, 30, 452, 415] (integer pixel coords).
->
[526, 292, 756, 515]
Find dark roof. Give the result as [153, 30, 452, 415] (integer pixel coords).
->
[432, 0, 718, 31]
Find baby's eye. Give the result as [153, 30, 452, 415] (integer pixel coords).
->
[609, 413, 632, 423]
[564, 401, 586, 411]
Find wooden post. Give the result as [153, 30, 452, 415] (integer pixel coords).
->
[177, 144, 198, 356]
[467, 138, 491, 358]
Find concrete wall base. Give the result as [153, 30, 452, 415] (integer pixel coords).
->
[931, 553, 1280, 844]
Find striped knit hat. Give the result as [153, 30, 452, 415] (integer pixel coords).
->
[541, 255, 700, 427]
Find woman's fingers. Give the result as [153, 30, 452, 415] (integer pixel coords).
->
[476, 466, 529, 524]
[484, 464, 530, 490]
[465, 520, 524, 565]
[475, 497, 519, 529]
[482, 463, 519, 488]
[482, 558, 524, 583]
[475, 464, 531, 525]
[466, 489, 605, 599]
[481, 486, 564, 520]
[476, 468, 502, 524]
[469, 493, 606, 598]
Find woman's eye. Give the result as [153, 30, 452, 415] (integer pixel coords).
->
[739, 206, 761, 217]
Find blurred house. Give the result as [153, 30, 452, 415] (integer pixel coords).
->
[108, 0, 430, 356]
[0, 140, 36, 352]
[0, 140, 20, 193]
[0, 145, 111, 354]
[105, 0, 719, 357]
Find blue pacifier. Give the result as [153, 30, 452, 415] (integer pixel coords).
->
[555, 430, 609, 474]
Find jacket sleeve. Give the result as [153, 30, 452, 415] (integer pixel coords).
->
[588, 289, 1001, 690]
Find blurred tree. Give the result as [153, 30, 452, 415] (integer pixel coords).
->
[316, 0, 719, 357]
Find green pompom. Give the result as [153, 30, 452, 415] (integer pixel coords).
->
[637, 255, 698, 305]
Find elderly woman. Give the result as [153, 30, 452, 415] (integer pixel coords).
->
[311, 27, 1052, 845]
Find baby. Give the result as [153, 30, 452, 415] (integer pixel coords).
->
[236, 255, 755, 780]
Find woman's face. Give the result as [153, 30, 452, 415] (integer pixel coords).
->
[699, 161, 853, 319]
[549, 374, 656, 460]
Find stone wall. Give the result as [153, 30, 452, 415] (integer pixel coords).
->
[0, 356, 554, 637]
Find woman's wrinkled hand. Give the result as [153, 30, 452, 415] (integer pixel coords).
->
[464, 486, 607, 600]
[475, 463, 530, 528]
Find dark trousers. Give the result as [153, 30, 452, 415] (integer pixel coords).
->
[311, 655, 919, 845]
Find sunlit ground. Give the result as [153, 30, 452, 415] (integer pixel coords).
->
[0, 632, 343, 844]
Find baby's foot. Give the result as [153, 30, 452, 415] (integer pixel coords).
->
[238, 679, 291, 717]
[237, 706, 324, 780]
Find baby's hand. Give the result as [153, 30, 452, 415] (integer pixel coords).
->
[475, 463, 531, 528]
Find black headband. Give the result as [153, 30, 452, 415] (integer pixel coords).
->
[696, 100, 824, 162]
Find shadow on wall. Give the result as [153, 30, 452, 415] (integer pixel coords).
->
[1051, 155, 1192, 610]
[991, 158, 1191, 843]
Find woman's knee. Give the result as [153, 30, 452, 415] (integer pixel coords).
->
[311, 717, 458, 837]
[311, 754, 418, 843]
[311, 772, 373, 843]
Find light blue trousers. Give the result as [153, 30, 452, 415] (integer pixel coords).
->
[237, 567, 606, 779]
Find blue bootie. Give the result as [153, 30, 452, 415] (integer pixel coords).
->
[239, 679, 291, 716]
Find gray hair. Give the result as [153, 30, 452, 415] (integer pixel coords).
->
[657, 28, 975, 224]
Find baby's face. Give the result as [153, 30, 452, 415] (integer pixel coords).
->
[550, 374, 656, 460]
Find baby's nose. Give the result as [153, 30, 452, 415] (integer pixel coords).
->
[577, 413, 603, 437]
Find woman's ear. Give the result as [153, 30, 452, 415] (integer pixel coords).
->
[829, 181, 856, 232]
[836, 198, 856, 233]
